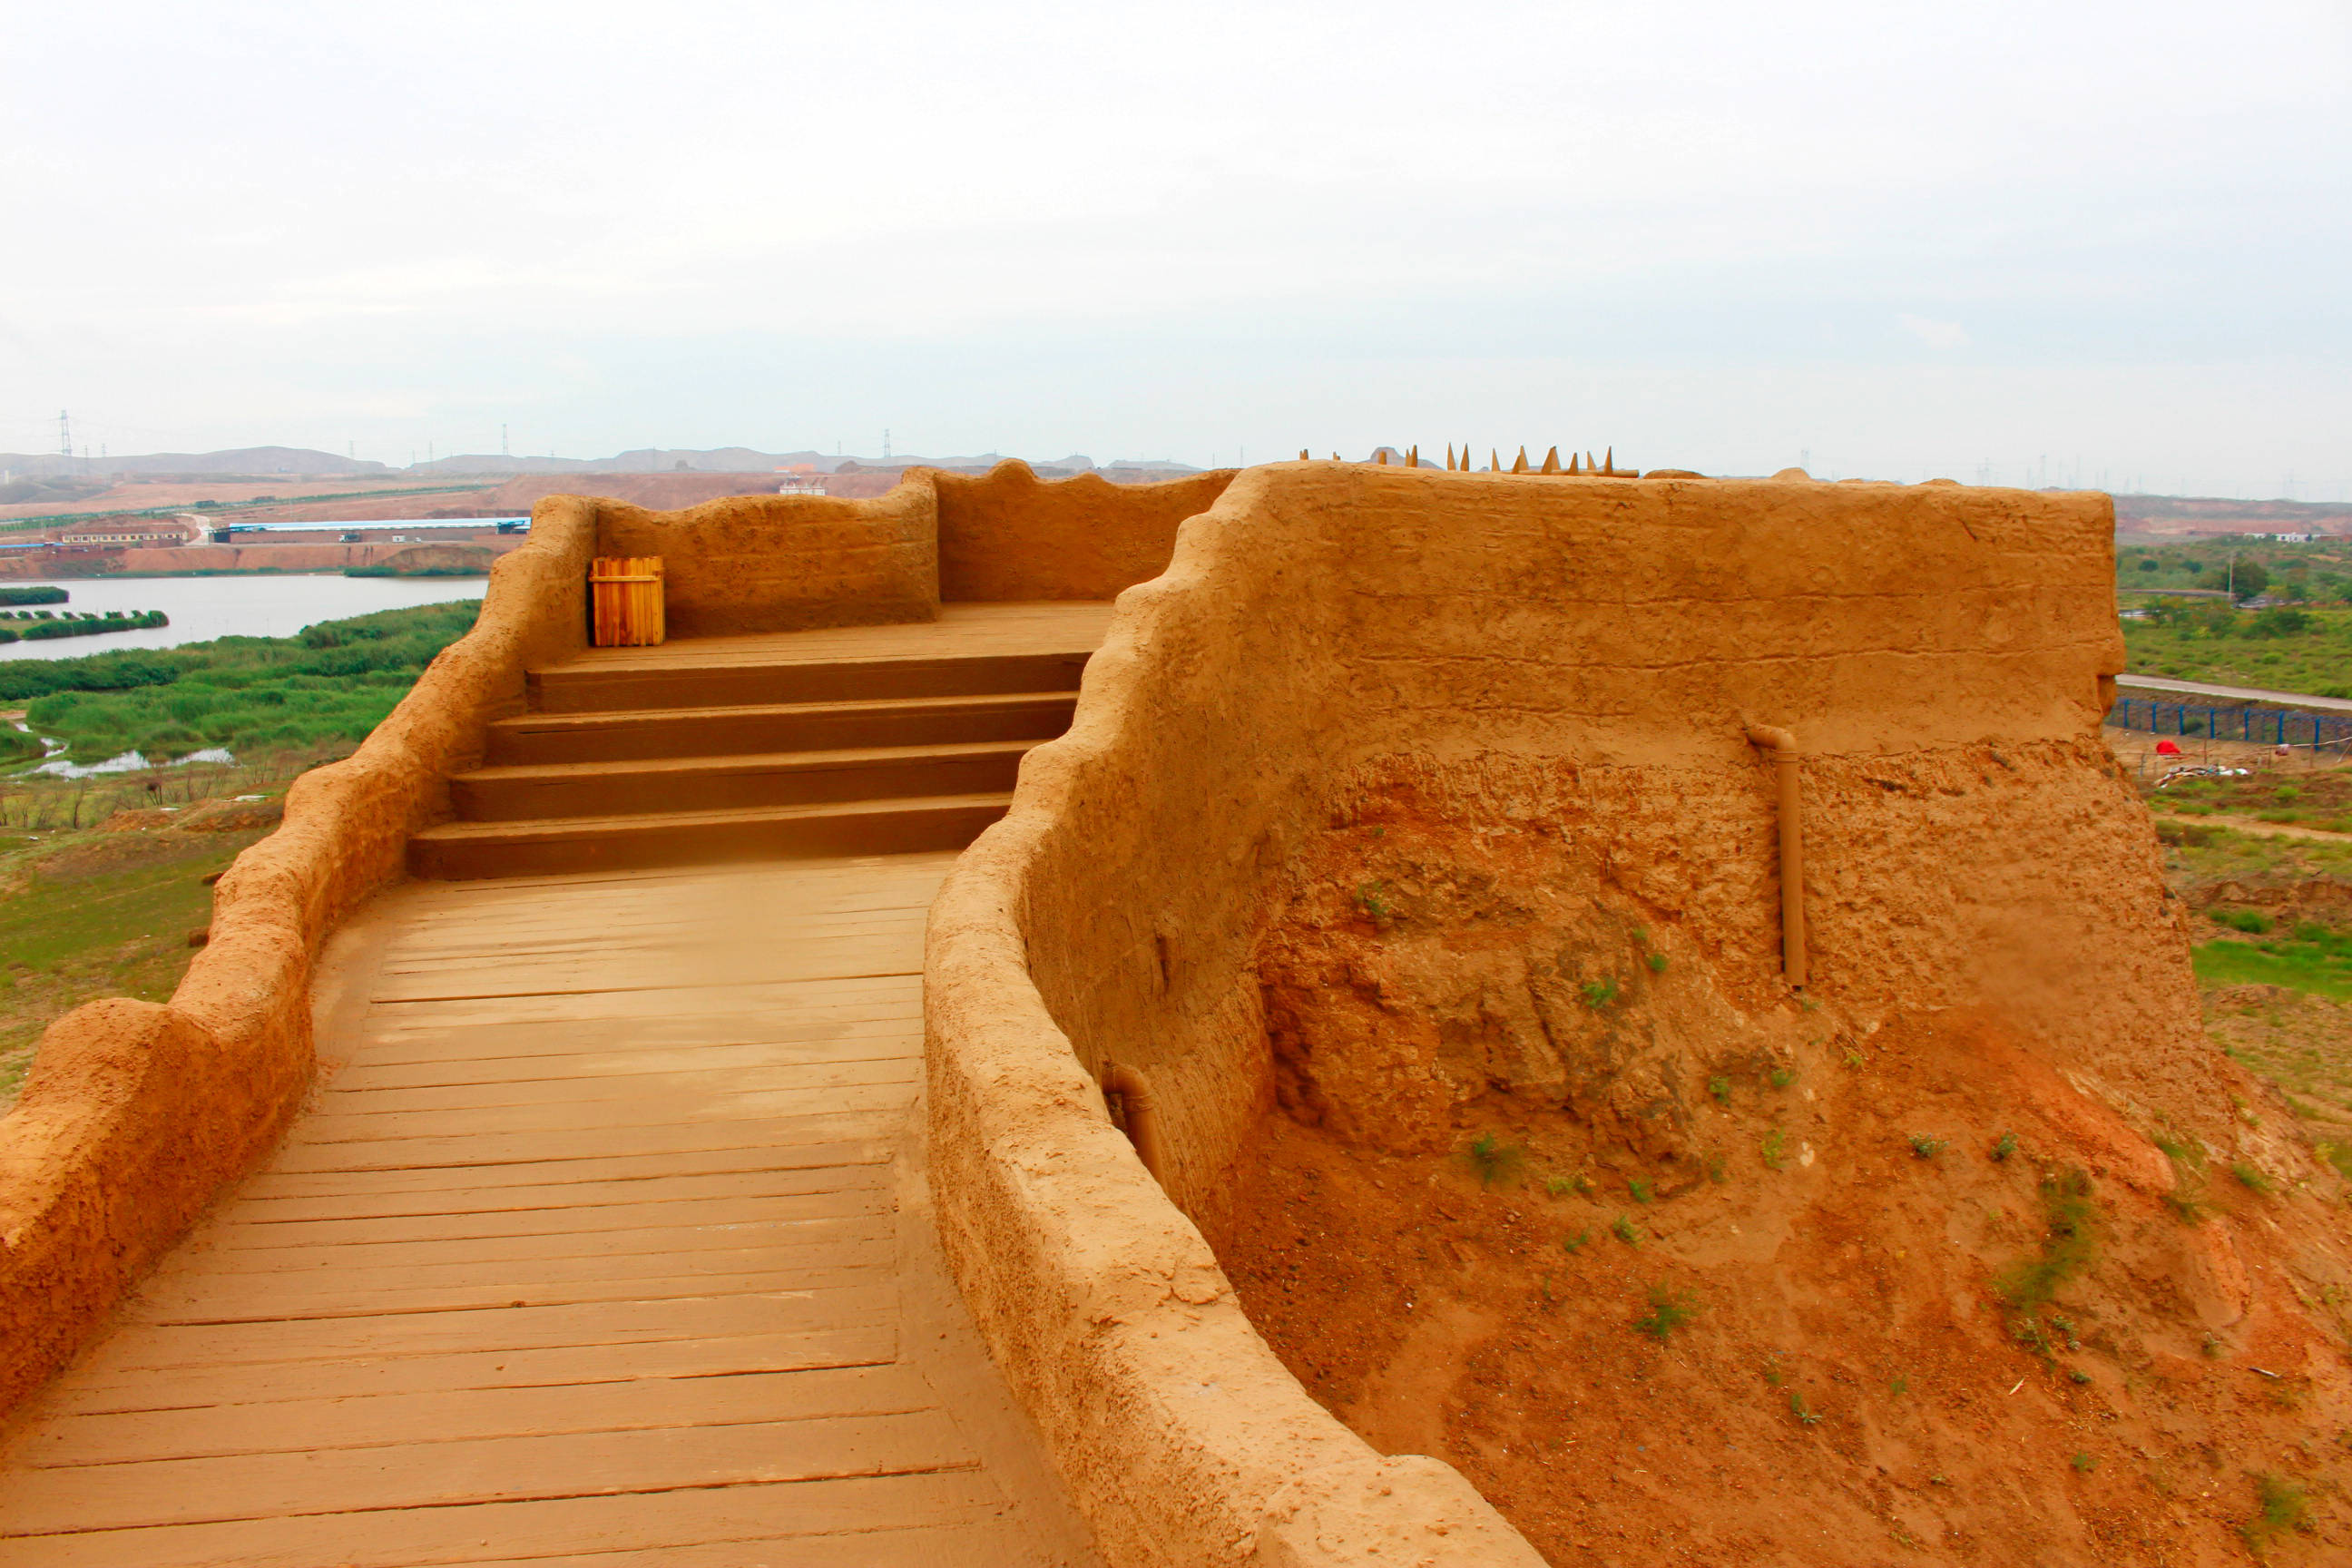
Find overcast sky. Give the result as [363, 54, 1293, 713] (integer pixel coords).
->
[4, 0, 2347, 494]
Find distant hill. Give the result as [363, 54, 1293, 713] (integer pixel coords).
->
[3, 442, 1211, 483]
[405, 448, 1187, 477]
[2113, 494, 2352, 538]
[407, 448, 834, 476]
[0, 446, 388, 480]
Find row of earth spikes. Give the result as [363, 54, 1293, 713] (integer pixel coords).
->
[1294, 444, 1633, 475]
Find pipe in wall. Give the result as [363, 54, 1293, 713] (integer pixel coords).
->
[1744, 724, 1808, 988]
[1101, 1063, 1168, 1186]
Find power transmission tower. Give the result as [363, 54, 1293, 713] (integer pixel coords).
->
[56, 410, 70, 458]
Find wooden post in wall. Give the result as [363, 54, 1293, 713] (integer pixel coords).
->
[591, 557, 666, 647]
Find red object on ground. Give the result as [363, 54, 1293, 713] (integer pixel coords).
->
[2155, 739, 2182, 755]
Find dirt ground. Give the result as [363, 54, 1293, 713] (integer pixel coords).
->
[1212, 1021, 2349, 1566]
[1202, 756, 2352, 1567]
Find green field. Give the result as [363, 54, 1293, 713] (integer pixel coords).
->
[2193, 924, 2352, 999]
[1, 601, 481, 763]
[2121, 603, 2352, 695]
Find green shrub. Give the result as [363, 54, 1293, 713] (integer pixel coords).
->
[1634, 1284, 1698, 1342]
[1460, 1133, 1524, 1188]
[2212, 908, 2272, 934]
[2242, 1472, 2311, 1553]
[1996, 1169, 2099, 1311]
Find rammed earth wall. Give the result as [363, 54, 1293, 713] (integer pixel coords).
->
[924, 463, 2163, 1566]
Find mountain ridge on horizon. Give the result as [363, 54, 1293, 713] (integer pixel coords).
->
[0, 445, 1200, 481]
[4, 446, 2347, 530]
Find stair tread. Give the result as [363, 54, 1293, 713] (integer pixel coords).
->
[493, 691, 1076, 732]
[413, 791, 1014, 843]
[457, 740, 1036, 786]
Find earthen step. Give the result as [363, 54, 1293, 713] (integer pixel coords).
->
[450, 740, 1036, 821]
[528, 650, 1091, 715]
[408, 793, 1015, 880]
[485, 691, 1079, 766]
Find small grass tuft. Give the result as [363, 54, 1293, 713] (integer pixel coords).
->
[2157, 1136, 2211, 1222]
[1991, 1131, 2019, 1162]
[1562, 1229, 1590, 1254]
[1704, 1151, 1727, 1183]
[2231, 1161, 2275, 1195]
[1354, 880, 1396, 924]
[1888, 1375, 1908, 1397]
[1611, 1214, 1641, 1246]
[1788, 1390, 1823, 1426]
[1460, 1133, 1525, 1189]
[1996, 1168, 2099, 1312]
[1909, 1135, 1946, 1160]
[1708, 1075, 1730, 1104]
[2072, 1451, 2097, 1474]
[1769, 1067, 1796, 1089]
[1582, 977, 1619, 1009]
[2318, 1141, 2352, 1183]
[1647, 951, 1668, 973]
[1627, 1178, 1653, 1204]
[1634, 1284, 1699, 1342]
[2242, 1472, 2311, 1553]
[1761, 1128, 1788, 1170]
[1544, 1175, 1573, 1198]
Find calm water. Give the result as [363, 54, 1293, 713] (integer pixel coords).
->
[0, 575, 486, 662]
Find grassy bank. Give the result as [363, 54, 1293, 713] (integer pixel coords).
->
[2150, 789, 2352, 1152]
[0, 600, 480, 764]
[2149, 767, 2352, 833]
[0, 800, 283, 1107]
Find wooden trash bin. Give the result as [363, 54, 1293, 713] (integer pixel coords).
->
[591, 556, 665, 647]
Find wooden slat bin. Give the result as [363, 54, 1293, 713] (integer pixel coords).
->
[591, 556, 665, 647]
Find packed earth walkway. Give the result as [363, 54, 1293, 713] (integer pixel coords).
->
[0, 614, 1107, 1567]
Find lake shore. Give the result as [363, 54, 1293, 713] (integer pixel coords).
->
[0, 576, 490, 659]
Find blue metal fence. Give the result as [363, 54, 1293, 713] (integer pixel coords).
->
[2106, 696, 2352, 748]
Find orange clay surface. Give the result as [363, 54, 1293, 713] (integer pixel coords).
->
[1207, 789, 2352, 1567]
